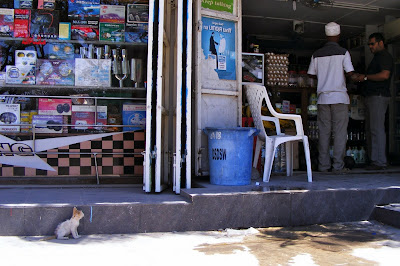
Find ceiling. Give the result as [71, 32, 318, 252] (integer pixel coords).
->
[242, 0, 400, 51]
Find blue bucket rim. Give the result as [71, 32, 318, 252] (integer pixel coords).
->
[204, 127, 257, 131]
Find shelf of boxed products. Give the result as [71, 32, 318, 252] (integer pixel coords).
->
[0, 94, 146, 138]
[0, 37, 148, 47]
[1, 84, 146, 91]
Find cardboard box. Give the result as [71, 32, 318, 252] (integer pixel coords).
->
[38, 98, 72, 116]
[100, 5, 125, 23]
[99, 22, 124, 42]
[0, 104, 20, 132]
[14, 9, 31, 38]
[59, 22, 71, 40]
[30, 9, 59, 39]
[125, 23, 148, 43]
[14, 0, 34, 9]
[5, 65, 36, 85]
[71, 105, 107, 130]
[0, 72, 5, 86]
[38, 0, 55, 10]
[71, 21, 99, 41]
[15, 50, 37, 66]
[122, 104, 146, 131]
[71, 105, 95, 130]
[43, 43, 74, 59]
[75, 59, 111, 87]
[32, 115, 64, 133]
[0, 8, 14, 37]
[95, 105, 107, 130]
[36, 59, 75, 86]
[68, 0, 100, 21]
[127, 4, 149, 23]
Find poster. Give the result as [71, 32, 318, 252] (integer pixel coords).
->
[201, 0, 234, 14]
[201, 17, 236, 81]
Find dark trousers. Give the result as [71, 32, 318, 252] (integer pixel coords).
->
[364, 95, 390, 167]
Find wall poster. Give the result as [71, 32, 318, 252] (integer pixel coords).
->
[201, 16, 236, 81]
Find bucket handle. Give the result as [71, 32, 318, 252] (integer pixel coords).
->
[248, 128, 259, 137]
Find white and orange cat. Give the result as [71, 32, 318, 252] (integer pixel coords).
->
[42, 207, 84, 240]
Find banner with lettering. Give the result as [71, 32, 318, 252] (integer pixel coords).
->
[201, 17, 236, 80]
[201, 0, 234, 14]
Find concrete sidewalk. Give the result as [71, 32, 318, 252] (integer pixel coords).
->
[1, 221, 400, 266]
[0, 169, 400, 236]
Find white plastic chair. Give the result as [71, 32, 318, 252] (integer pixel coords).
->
[244, 84, 312, 182]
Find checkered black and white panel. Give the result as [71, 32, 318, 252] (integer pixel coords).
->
[0, 131, 145, 177]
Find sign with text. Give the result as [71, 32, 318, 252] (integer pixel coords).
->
[201, 0, 234, 14]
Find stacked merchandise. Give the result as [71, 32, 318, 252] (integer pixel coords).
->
[69, 0, 100, 41]
[265, 53, 289, 87]
[99, 4, 125, 42]
[125, 3, 148, 43]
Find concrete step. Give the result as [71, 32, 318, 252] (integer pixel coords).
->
[372, 204, 400, 228]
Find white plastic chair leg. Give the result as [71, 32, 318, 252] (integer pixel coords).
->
[263, 143, 275, 182]
[285, 142, 293, 176]
[253, 137, 263, 168]
[302, 136, 313, 182]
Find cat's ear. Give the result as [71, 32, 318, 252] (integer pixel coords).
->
[73, 207, 77, 213]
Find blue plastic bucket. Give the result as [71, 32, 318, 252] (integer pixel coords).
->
[203, 127, 259, 185]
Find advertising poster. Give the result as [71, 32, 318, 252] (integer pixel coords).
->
[201, 0, 234, 14]
[201, 17, 235, 81]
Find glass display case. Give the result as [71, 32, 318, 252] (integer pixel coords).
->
[0, 0, 149, 180]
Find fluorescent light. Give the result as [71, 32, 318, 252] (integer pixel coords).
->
[321, 1, 379, 12]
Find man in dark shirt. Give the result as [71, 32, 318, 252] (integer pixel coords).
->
[354, 32, 394, 170]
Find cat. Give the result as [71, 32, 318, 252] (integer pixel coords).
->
[41, 207, 84, 241]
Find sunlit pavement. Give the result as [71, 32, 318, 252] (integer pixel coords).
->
[1, 221, 400, 266]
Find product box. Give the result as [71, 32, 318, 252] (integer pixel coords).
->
[36, 59, 75, 86]
[0, 72, 5, 85]
[15, 50, 37, 66]
[122, 104, 146, 131]
[5, 65, 36, 85]
[30, 9, 59, 39]
[282, 100, 290, 114]
[0, 8, 14, 37]
[14, 0, 34, 9]
[127, 4, 149, 23]
[38, 98, 72, 116]
[38, 0, 55, 10]
[71, 22, 99, 41]
[95, 105, 107, 130]
[0, 104, 20, 132]
[71, 105, 107, 130]
[75, 58, 111, 87]
[32, 115, 64, 133]
[125, 23, 148, 43]
[100, 5, 125, 23]
[59, 22, 71, 40]
[14, 9, 31, 38]
[43, 43, 74, 59]
[68, 0, 100, 21]
[99, 22, 124, 42]
[71, 105, 95, 130]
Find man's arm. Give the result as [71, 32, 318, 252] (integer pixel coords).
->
[354, 70, 391, 82]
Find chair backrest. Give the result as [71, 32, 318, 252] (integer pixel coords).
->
[245, 84, 305, 137]
[244, 84, 269, 141]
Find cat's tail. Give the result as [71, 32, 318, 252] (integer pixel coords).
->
[39, 235, 57, 241]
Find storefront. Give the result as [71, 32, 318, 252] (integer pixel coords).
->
[1, 0, 399, 189]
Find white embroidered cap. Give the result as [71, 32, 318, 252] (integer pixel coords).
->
[325, 22, 340, 36]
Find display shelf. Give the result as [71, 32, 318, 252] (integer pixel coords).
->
[0, 37, 148, 47]
[1, 84, 146, 92]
